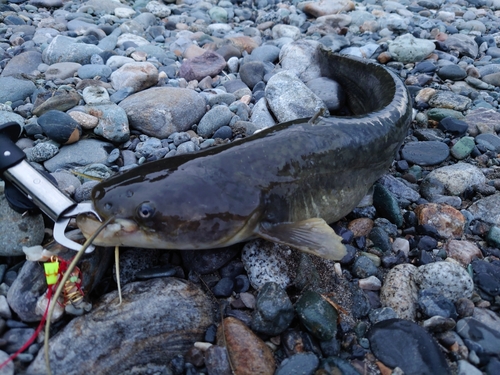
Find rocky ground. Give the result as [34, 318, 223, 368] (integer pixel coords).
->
[0, 0, 500, 374]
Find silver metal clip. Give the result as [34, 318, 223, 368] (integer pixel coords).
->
[54, 203, 103, 253]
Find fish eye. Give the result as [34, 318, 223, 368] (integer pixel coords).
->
[137, 202, 155, 219]
[104, 203, 113, 211]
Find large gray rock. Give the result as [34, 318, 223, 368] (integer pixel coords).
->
[42, 35, 103, 65]
[0, 77, 36, 103]
[279, 39, 322, 82]
[119, 87, 206, 138]
[86, 102, 130, 143]
[27, 278, 214, 375]
[388, 33, 436, 63]
[43, 139, 113, 172]
[0, 51, 42, 77]
[265, 70, 328, 122]
[0, 195, 44, 256]
[110, 62, 159, 93]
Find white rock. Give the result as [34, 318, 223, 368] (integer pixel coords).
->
[415, 261, 474, 302]
[110, 62, 159, 93]
[146, 1, 171, 17]
[116, 33, 150, 48]
[272, 24, 302, 40]
[388, 33, 435, 63]
[279, 39, 322, 82]
[392, 238, 410, 256]
[114, 7, 136, 18]
[82, 86, 110, 104]
[359, 276, 381, 291]
[241, 239, 297, 290]
[265, 70, 327, 123]
[424, 163, 485, 196]
[380, 263, 419, 320]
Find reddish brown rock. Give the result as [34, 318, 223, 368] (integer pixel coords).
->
[348, 218, 374, 237]
[217, 317, 275, 375]
[301, 0, 355, 18]
[414, 203, 465, 239]
[227, 36, 259, 53]
[110, 62, 159, 93]
[179, 51, 226, 81]
[444, 240, 483, 266]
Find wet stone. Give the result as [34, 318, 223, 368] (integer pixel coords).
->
[275, 352, 319, 375]
[437, 65, 467, 81]
[456, 317, 500, 358]
[212, 277, 234, 298]
[401, 141, 450, 166]
[471, 259, 500, 300]
[295, 290, 338, 341]
[438, 117, 469, 136]
[251, 282, 294, 336]
[475, 133, 500, 152]
[0, 195, 44, 256]
[369, 226, 393, 252]
[451, 137, 475, 160]
[368, 319, 451, 375]
[217, 317, 276, 375]
[204, 345, 231, 375]
[352, 255, 379, 279]
[181, 246, 240, 275]
[418, 288, 458, 319]
[372, 183, 403, 227]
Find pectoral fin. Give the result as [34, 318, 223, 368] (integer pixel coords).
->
[257, 218, 347, 260]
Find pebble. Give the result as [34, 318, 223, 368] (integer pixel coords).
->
[401, 141, 450, 166]
[295, 290, 338, 341]
[415, 261, 474, 302]
[415, 203, 466, 239]
[422, 163, 485, 196]
[265, 70, 327, 122]
[275, 352, 319, 375]
[368, 319, 451, 375]
[241, 240, 297, 290]
[388, 34, 436, 63]
[119, 87, 206, 138]
[251, 282, 293, 336]
[0, 196, 44, 256]
[217, 317, 275, 375]
[110, 62, 159, 93]
[179, 51, 227, 82]
[380, 264, 419, 321]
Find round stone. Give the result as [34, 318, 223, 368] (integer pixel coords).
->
[401, 141, 450, 166]
[37, 110, 82, 145]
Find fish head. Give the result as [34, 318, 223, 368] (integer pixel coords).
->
[76, 167, 262, 249]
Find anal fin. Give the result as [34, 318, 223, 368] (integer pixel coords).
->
[257, 218, 347, 261]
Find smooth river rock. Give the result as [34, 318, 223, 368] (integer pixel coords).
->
[27, 278, 214, 375]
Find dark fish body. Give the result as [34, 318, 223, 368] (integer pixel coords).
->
[77, 49, 412, 260]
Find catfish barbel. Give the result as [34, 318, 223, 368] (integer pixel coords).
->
[77, 49, 412, 260]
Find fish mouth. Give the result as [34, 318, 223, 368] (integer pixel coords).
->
[76, 213, 140, 247]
